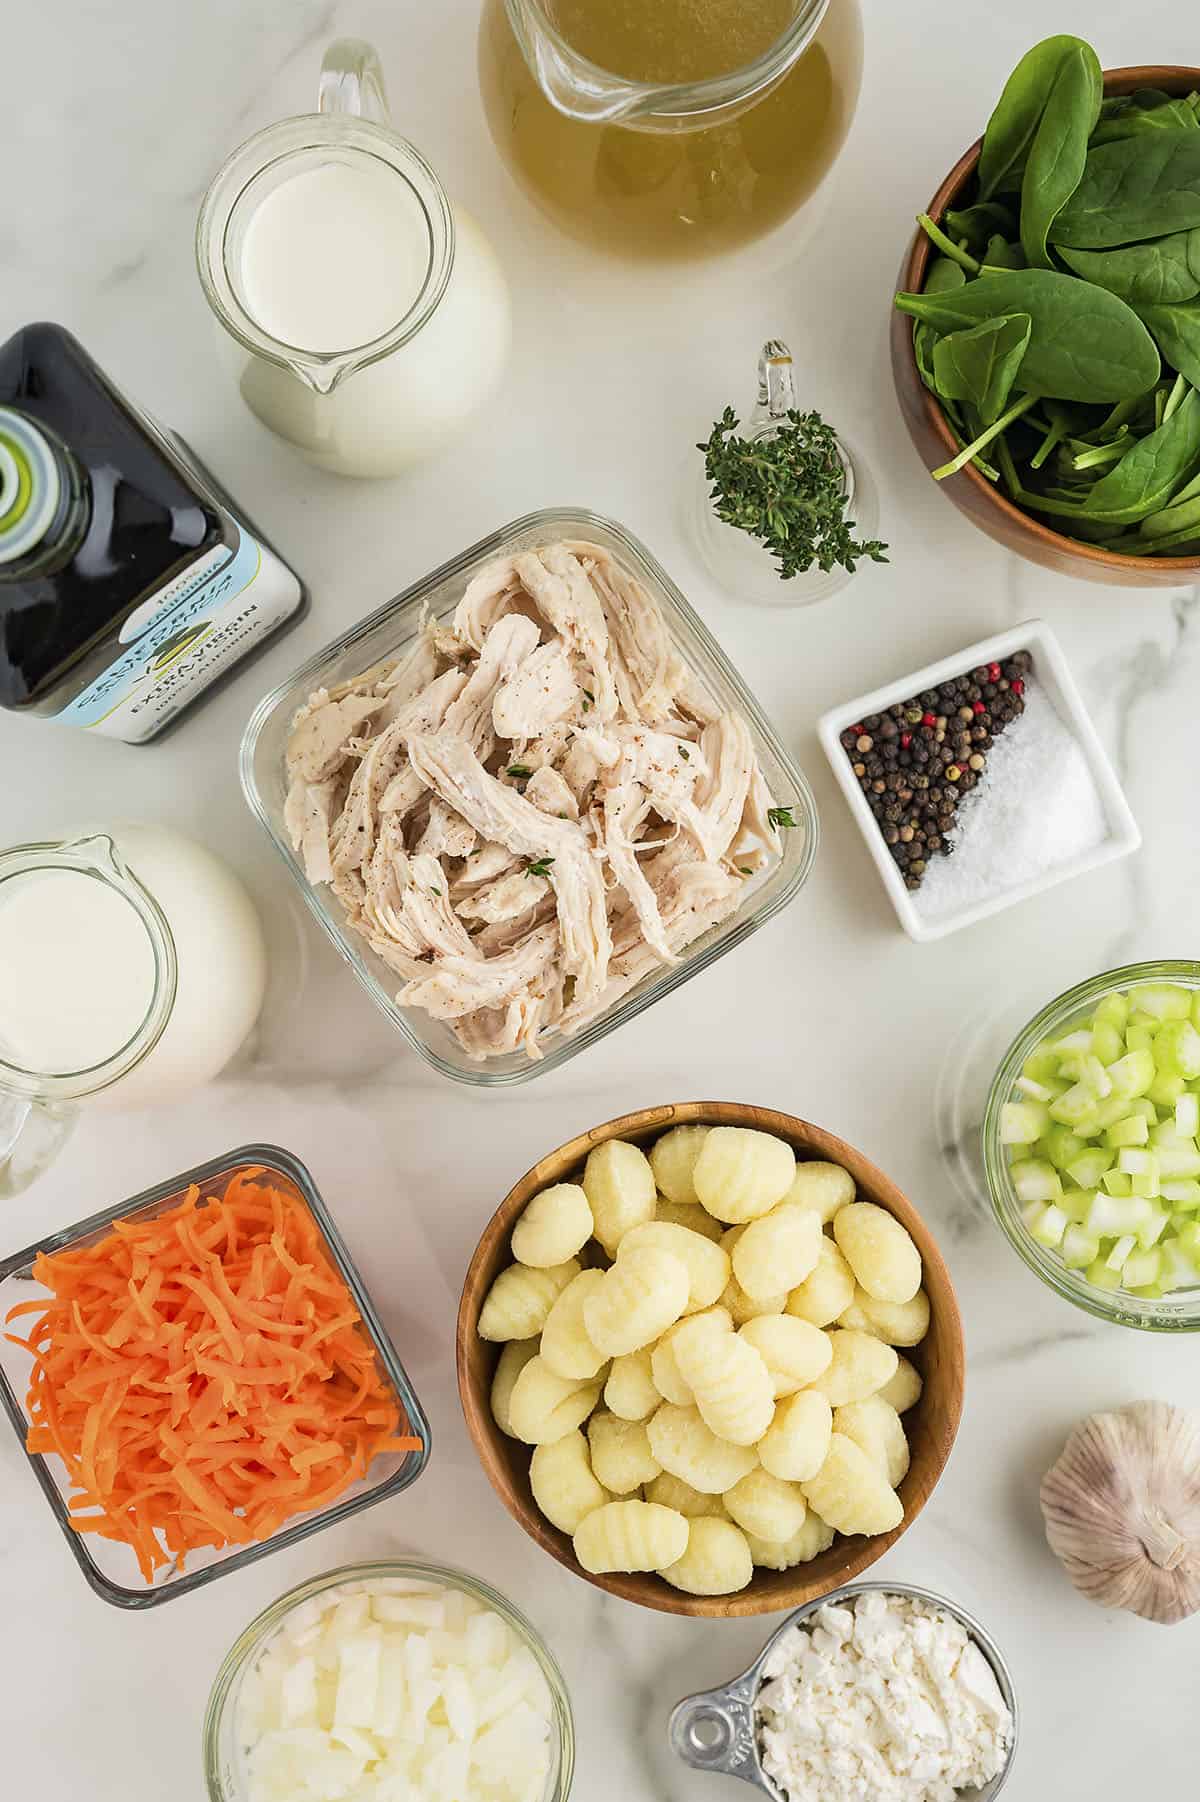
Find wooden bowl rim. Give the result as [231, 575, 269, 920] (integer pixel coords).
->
[898, 63, 1200, 577]
[456, 1101, 966, 1619]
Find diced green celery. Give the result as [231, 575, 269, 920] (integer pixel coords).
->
[1066, 1149, 1114, 1188]
[1042, 1125, 1087, 1169]
[1048, 1082, 1102, 1127]
[1104, 1114, 1149, 1149]
[1176, 1094, 1200, 1138]
[1085, 1097, 1128, 1132]
[1193, 991, 1200, 1031]
[1086, 1191, 1152, 1238]
[1022, 1045, 1061, 1085]
[1052, 1029, 1094, 1057]
[1154, 1141, 1200, 1180]
[1162, 1179, 1200, 1209]
[1061, 1224, 1100, 1269]
[1153, 1020, 1200, 1080]
[1080, 1054, 1113, 1098]
[1136, 1207, 1169, 1249]
[1150, 1118, 1189, 1148]
[1131, 1168, 1162, 1200]
[1094, 993, 1130, 1032]
[1107, 1049, 1155, 1099]
[1129, 984, 1192, 1022]
[1000, 1100, 1049, 1145]
[1055, 1056, 1086, 1084]
[1148, 1070, 1187, 1108]
[1090, 1021, 1125, 1065]
[1127, 1097, 1159, 1125]
[1012, 1160, 1063, 1204]
[1106, 1233, 1137, 1272]
[1015, 1074, 1055, 1104]
[1176, 1220, 1200, 1259]
[1101, 1169, 1133, 1197]
[1126, 1021, 1157, 1054]
[1118, 1148, 1156, 1176]
[1057, 1188, 1092, 1224]
[1122, 1247, 1162, 1288]
[1159, 1241, 1200, 1291]
[1030, 1203, 1069, 1248]
[1086, 1258, 1123, 1292]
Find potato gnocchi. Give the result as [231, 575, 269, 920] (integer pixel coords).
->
[511, 1182, 594, 1269]
[480, 1128, 932, 1594]
[574, 1499, 687, 1574]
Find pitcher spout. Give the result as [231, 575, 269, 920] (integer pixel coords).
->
[510, 0, 645, 124]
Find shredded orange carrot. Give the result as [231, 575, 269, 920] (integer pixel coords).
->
[5, 1172, 422, 1581]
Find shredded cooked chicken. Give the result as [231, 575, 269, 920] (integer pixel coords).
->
[284, 541, 789, 1061]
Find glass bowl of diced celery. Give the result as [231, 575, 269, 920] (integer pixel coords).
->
[984, 962, 1200, 1331]
[202, 1561, 574, 1802]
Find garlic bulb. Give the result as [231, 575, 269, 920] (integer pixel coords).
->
[1041, 1400, 1200, 1625]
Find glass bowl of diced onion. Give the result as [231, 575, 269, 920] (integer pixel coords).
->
[984, 961, 1200, 1332]
[202, 1561, 574, 1802]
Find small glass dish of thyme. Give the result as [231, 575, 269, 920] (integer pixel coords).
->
[691, 340, 887, 609]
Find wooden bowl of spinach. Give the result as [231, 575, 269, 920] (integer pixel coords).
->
[891, 39, 1200, 586]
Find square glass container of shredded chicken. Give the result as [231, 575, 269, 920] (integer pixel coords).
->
[241, 509, 818, 1085]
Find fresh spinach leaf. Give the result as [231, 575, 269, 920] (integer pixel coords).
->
[912, 255, 965, 392]
[1052, 131, 1200, 247]
[1091, 93, 1200, 143]
[944, 201, 1018, 250]
[1059, 228, 1200, 305]
[895, 269, 1161, 401]
[1020, 42, 1103, 268]
[982, 234, 1027, 269]
[1139, 487, 1200, 541]
[1136, 302, 1200, 390]
[932, 313, 1032, 424]
[977, 35, 1094, 200]
[1018, 388, 1200, 523]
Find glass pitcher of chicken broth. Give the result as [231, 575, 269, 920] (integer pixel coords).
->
[197, 40, 511, 477]
[479, 0, 863, 260]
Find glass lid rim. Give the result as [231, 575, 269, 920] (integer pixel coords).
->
[0, 834, 178, 1096]
[508, 0, 833, 117]
[195, 114, 456, 376]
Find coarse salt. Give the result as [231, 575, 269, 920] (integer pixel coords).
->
[755, 1591, 1012, 1802]
[916, 677, 1108, 920]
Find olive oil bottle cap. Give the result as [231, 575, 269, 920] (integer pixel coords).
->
[0, 408, 66, 567]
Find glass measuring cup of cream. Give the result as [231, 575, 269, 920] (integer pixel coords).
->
[197, 39, 511, 478]
[0, 828, 266, 1196]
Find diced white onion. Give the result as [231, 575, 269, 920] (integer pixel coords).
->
[238, 1581, 554, 1802]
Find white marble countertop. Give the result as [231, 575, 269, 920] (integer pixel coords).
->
[4, 0, 1199, 1796]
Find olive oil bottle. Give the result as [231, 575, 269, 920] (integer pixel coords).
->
[0, 323, 305, 742]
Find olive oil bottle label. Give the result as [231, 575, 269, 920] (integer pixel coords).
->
[53, 519, 301, 742]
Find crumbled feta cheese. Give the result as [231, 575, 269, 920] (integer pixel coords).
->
[756, 1593, 1012, 1802]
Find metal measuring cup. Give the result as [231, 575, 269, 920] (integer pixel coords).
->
[669, 1580, 1019, 1801]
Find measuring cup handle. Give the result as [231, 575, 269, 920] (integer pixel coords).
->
[668, 1681, 763, 1789]
[318, 38, 391, 124]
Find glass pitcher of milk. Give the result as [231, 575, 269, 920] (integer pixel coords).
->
[0, 828, 267, 1197]
[197, 39, 511, 478]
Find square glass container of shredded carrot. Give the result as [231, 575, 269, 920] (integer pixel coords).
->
[2, 1169, 422, 1581]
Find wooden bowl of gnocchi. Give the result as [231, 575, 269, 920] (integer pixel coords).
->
[456, 1103, 964, 1618]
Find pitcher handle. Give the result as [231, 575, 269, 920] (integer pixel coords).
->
[0, 1091, 77, 1200]
[318, 38, 391, 124]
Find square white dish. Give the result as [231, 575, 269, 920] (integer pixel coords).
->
[817, 619, 1140, 942]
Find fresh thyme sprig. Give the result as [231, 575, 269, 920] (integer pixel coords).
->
[700, 407, 888, 580]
